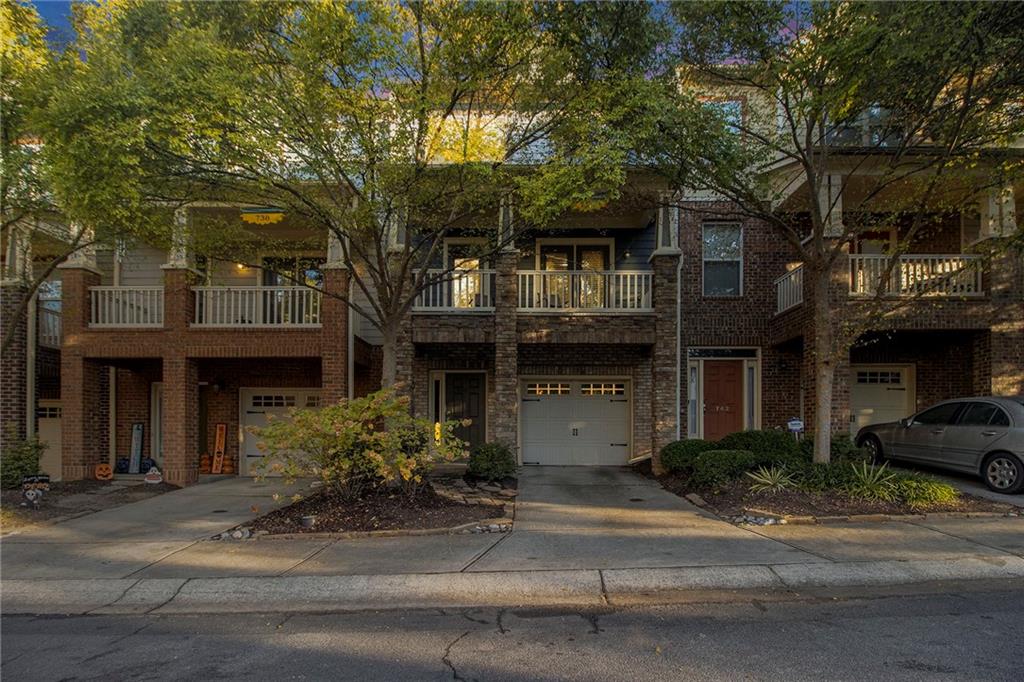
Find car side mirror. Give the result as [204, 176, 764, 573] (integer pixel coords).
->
[898, 417, 911, 428]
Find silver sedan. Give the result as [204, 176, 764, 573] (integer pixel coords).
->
[856, 396, 1024, 494]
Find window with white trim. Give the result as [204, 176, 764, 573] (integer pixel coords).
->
[580, 383, 625, 396]
[37, 406, 62, 419]
[702, 223, 742, 296]
[251, 395, 296, 407]
[526, 382, 570, 396]
[856, 370, 902, 385]
[304, 395, 321, 408]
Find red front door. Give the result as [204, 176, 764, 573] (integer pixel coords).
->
[703, 361, 744, 441]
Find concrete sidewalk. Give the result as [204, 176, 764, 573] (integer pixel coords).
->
[3, 467, 1023, 614]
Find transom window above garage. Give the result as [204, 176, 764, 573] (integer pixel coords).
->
[526, 382, 571, 396]
[856, 370, 902, 384]
[251, 394, 296, 407]
[580, 383, 625, 396]
[36, 406, 61, 419]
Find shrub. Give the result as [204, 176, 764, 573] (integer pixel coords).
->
[690, 449, 758, 488]
[892, 475, 960, 510]
[790, 461, 856, 492]
[746, 465, 796, 495]
[468, 442, 516, 481]
[660, 439, 716, 474]
[716, 430, 804, 466]
[843, 461, 898, 502]
[250, 389, 468, 499]
[1, 436, 45, 489]
[799, 433, 870, 464]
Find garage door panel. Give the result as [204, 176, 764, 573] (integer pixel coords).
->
[850, 366, 912, 433]
[521, 381, 630, 466]
[241, 389, 320, 476]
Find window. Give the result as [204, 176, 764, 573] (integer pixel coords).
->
[580, 383, 625, 396]
[251, 395, 296, 408]
[702, 224, 742, 296]
[36, 406, 61, 419]
[703, 99, 743, 131]
[526, 382, 570, 396]
[304, 395, 321, 408]
[856, 370, 903, 385]
[913, 402, 964, 425]
[961, 402, 1010, 427]
[261, 256, 325, 288]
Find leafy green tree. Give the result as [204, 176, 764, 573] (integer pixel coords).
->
[41, 0, 657, 386]
[637, 1, 1024, 462]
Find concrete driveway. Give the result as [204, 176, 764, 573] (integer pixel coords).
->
[465, 466, 818, 571]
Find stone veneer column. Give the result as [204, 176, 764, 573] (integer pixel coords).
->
[320, 266, 350, 405]
[162, 355, 199, 486]
[650, 252, 681, 473]
[492, 250, 519, 447]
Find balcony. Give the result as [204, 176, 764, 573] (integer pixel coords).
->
[517, 271, 653, 313]
[37, 304, 61, 348]
[89, 286, 164, 328]
[412, 270, 495, 311]
[193, 286, 322, 327]
[775, 265, 804, 314]
[849, 254, 984, 298]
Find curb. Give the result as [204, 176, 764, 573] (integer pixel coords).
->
[253, 517, 514, 541]
[5, 556, 1024, 616]
[738, 508, 1018, 526]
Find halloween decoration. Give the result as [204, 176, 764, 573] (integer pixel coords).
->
[94, 463, 114, 481]
[144, 467, 163, 484]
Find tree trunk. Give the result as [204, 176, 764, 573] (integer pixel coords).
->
[380, 324, 398, 389]
[812, 266, 834, 464]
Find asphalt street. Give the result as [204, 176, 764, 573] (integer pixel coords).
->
[3, 581, 1022, 681]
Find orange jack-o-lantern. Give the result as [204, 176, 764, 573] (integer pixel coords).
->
[95, 463, 114, 481]
[199, 454, 212, 474]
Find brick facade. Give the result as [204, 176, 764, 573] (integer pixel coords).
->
[1, 283, 28, 450]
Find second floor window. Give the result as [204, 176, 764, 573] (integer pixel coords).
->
[702, 223, 742, 296]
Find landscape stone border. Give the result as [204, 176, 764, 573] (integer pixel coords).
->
[732, 507, 1021, 527]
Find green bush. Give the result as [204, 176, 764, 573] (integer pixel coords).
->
[1, 436, 45, 489]
[468, 442, 516, 481]
[716, 430, 804, 466]
[843, 461, 898, 501]
[790, 462, 856, 492]
[690, 449, 758, 488]
[746, 465, 796, 495]
[660, 439, 716, 474]
[799, 433, 870, 464]
[892, 475, 960, 510]
[250, 389, 468, 499]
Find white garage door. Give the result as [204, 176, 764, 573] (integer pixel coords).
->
[521, 380, 630, 466]
[850, 366, 913, 433]
[37, 401, 63, 481]
[240, 388, 321, 476]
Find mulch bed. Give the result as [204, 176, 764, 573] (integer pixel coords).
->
[1, 480, 177, 534]
[659, 475, 1016, 518]
[248, 484, 505, 535]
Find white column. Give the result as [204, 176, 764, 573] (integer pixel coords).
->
[58, 222, 99, 272]
[325, 230, 349, 270]
[499, 195, 516, 250]
[983, 183, 1016, 238]
[818, 174, 844, 237]
[3, 225, 33, 284]
[652, 191, 680, 255]
[163, 206, 192, 269]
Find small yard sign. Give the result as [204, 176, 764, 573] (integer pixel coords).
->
[787, 418, 804, 433]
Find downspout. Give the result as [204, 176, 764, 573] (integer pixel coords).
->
[676, 250, 683, 441]
[26, 292, 37, 438]
[347, 277, 355, 400]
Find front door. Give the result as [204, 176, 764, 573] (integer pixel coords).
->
[703, 361, 744, 441]
[445, 373, 485, 450]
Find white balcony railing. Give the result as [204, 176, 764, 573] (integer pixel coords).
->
[775, 265, 804, 314]
[518, 270, 653, 312]
[849, 254, 984, 298]
[413, 270, 495, 311]
[37, 305, 62, 347]
[89, 287, 164, 327]
[193, 286, 322, 327]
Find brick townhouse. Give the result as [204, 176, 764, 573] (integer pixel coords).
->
[3, 151, 1023, 486]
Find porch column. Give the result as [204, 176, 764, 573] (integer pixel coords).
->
[321, 236, 350, 404]
[162, 355, 199, 486]
[61, 354, 107, 480]
[650, 196, 682, 473]
[985, 245, 1024, 395]
[492, 249, 519, 448]
[162, 207, 195, 331]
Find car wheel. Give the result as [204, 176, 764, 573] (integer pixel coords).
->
[860, 435, 885, 464]
[982, 453, 1024, 494]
